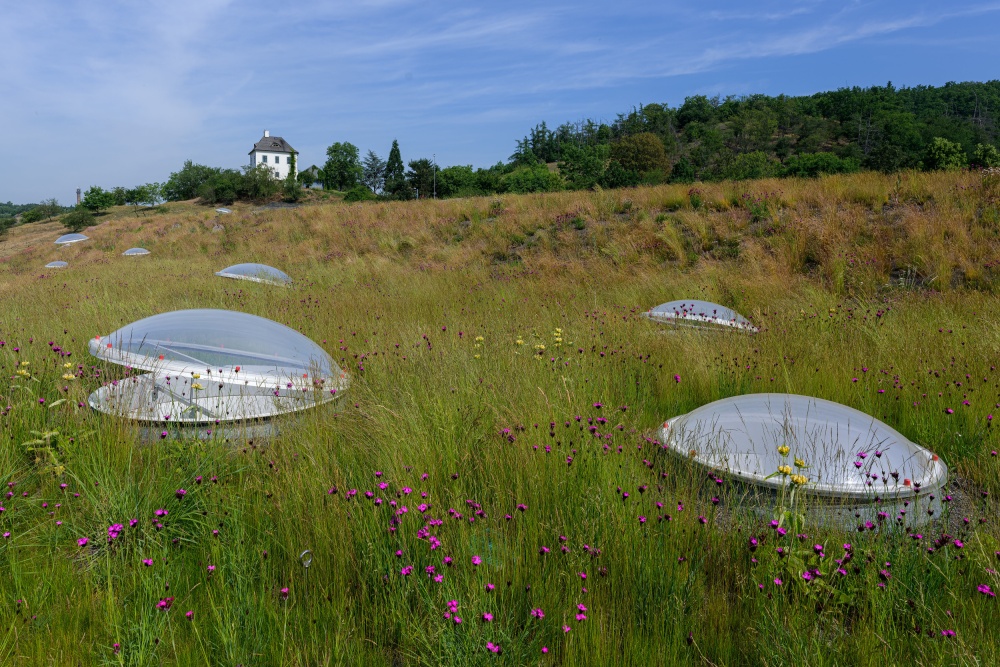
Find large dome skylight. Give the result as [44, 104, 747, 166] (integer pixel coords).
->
[659, 393, 946, 501]
[55, 233, 89, 245]
[45, 261, 68, 268]
[215, 263, 292, 286]
[643, 299, 757, 332]
[88, 309, 347, 423]
[123, 247, 150, 256]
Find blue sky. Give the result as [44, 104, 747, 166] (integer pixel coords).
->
[2, 0, 999, 204]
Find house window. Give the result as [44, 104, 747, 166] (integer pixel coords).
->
[286, 156, 291, 164]
[262, 155, 267, 163]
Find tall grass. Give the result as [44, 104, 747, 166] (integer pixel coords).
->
[0, 171, 998, 665]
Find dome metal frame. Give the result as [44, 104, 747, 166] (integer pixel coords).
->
[658, 393, 946, 502]
[88, 309, 347, 424]
[55, 233, 89, 246]
[215, 263, 292, 286]
[643, 299, 757, 332]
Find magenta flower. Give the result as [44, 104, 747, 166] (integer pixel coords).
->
[531, 608, 545, 619]
[280, 587, 289, 599]
[575, 613, 587, 621]
[482, 612, 493, 622]
[175, 489, 187, 500]
[774, 578, 783, 586]
[157, 597, 174, 610]
[143, 559, 153, 567]
[186, 610, 194, 620]
[542, 647, 549, 654]
[485, 583, 495, 592]
[207, 565, 216, 573]
[486, 641, 500, 653]
[563, 625, 571, 633]
[400, 565, 413, 576]
[978, 584, 996, 597]
[77, 537, 89, 547]
[471, 555, 482, 566]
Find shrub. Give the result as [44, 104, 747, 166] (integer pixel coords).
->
[924, 137, 966, 171]
[62, 206, 96, 232]
[971, 143, 1000, 169]
[344, 185, 377, 202]
[782, 152, 861, 178]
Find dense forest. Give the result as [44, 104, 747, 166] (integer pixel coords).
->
[504, 80, 1000, 189]
[309, 80, 1000, 200]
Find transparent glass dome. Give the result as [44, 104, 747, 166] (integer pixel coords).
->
[643, 299, 757, 332]
[123, 247, 150, 256]
[659, 393, 946, 501]
[215, 263, 292, 286]
[45, 261, 68, 268]
[55, 233, 89, 245]
[88, 309, 348, 423]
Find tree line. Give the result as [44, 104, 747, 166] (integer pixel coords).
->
[305, 80, 1000, 199]
[7, 79, 1000, 231]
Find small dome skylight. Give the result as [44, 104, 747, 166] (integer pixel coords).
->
[123, 247, 151, 256]
[659, 393, 946, 503]
[45, 261, 68, 268]
[215, 263, 292, 286]
[88, 309, 347, 423]
[643, 299, 757, 332]
[55, 233, 89, 245]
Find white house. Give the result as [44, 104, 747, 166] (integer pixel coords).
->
[249, 130, 297, 180]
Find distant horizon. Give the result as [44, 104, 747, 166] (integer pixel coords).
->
[2, 0, 999, 204]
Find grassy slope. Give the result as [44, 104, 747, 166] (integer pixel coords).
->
[0, 171, 999, 665]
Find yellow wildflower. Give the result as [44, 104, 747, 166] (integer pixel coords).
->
[475, 336, 484, 343]
[777, 465, 791, 476]
[794, 457, 807, 468]
[777, 444, 790, 456]
[20, 361, 30, 366]
[191, 383, 204, 390]
[16, 369, 30, 377]
[535, 344, 545, 351]
[192, 373, 201, 379]
[474, 354, 481, 359]
[63, 362, 73, 369]
[62, 373, 76, 381]
[516, 339, 524, 345]
[790, 474, 808, 486]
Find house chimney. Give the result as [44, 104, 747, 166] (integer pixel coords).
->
[264, 130, 270, 138]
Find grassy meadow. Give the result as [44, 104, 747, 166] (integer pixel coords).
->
[1, 170, 1000, 665]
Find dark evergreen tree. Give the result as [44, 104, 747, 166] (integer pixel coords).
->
[384, 140, 408, 199]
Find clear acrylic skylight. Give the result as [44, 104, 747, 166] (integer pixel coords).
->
[643, 299, 757, 332]
[215, 263, 292, 286]
[659, 393, 946, 500]
[88, 309, 347, 423]
[45, 261, 68, 268]
[55, 233, 89, 245]
[123, 247, 150, 256]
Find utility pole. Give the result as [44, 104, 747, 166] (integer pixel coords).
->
[433, 153, 436, 199]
